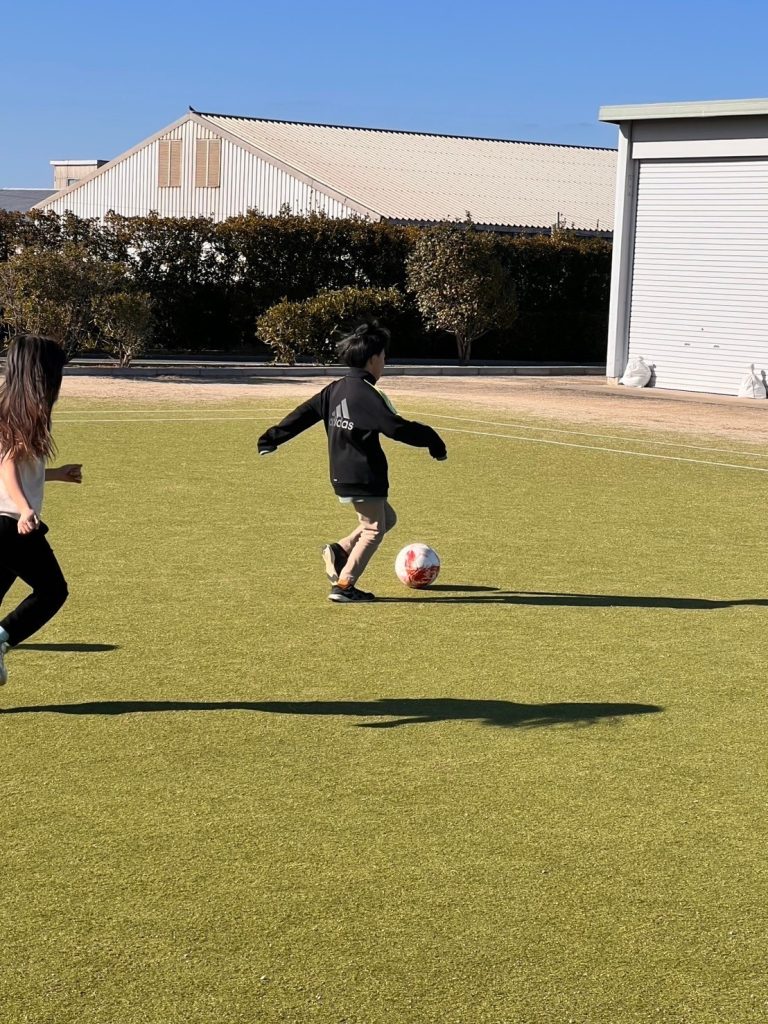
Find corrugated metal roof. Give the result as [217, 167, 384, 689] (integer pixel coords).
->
[200, 114, 616, 232]
[0, 188, 57, 212]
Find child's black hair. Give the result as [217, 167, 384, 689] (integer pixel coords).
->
[335, 320, 390, 368]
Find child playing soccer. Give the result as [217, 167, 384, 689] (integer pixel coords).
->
[258, 321, 447, 603]
[0, 335, 83, 685]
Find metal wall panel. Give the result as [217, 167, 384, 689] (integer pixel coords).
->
[42, 117, 358, 221]
[627, 158, 768, 395]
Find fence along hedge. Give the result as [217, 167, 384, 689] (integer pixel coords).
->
[0, 209, 611, 361]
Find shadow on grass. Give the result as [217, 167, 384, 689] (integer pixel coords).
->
[378, 590, 768, 609]
[16, 643, 119, 652]
[424, 585, 500, 593]
[0, 697, 663, 728]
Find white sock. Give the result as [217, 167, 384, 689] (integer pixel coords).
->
[0, 627, 9, 645]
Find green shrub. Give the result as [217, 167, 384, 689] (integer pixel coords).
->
[104, 213, 223, 353]
[0, 244, 151, 363]
[0, 209, 612, 361]
[483, 232, 611, 362]
[256, 286, 403, 364]
[494, 232, 611, 314]
[98, 210, 416, 353]
[407, 221, 518, 363]
[94, 290, 153, 366]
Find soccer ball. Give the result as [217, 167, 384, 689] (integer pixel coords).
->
[395, 544, 440, 589]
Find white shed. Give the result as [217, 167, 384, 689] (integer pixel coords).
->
[33, 108, 616, 235]
[601, 98, 768, 396]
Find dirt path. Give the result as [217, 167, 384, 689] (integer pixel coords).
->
[60, 374, 768, 444]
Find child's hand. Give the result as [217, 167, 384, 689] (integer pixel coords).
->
[18, 508, 40, 535]
[52, 464, 84, 483]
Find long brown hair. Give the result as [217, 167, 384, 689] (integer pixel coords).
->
[0, 335, 66, 461]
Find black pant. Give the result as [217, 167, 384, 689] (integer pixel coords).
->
[0, 516, 68, 646]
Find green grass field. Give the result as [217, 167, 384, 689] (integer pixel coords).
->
[2, 393, 768, 1024]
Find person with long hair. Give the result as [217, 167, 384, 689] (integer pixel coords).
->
[0, 335, 83, 685]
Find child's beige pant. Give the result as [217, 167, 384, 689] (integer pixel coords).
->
[338, 499, 397, 585]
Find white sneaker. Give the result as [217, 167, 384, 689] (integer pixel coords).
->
[0, 642, 8, 686]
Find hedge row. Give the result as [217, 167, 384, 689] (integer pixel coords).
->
[0, 209, 612, 361]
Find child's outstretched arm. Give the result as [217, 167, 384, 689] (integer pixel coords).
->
[258, 393, 324, 455]
[45, 464, 83, 483]
[359, 390, 447, 461]
[382, 414, 447, 460]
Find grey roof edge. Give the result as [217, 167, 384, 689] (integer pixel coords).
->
[192, 108, 617, 152]
[600, 98, 768, 123]
[0, 189, 57, 213]
[386, 217, 612, 235]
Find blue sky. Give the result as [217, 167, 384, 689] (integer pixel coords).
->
[3, 0, 768, 186]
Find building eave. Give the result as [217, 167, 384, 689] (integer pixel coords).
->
[600, 97, 768, 124]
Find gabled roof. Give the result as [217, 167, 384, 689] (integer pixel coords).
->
[0, 188, 57, 212]
[197, 111, 616, 232]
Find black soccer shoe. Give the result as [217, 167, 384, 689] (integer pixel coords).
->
[322, 543, 348, 583]
[328, 585, 376, 603]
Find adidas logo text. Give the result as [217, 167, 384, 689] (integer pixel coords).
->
[330, 399, 354, 430]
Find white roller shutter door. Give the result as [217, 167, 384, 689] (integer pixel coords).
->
[627, 158, 768, 395]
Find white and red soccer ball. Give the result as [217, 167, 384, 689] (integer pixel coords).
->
[395, 544, 440, 589]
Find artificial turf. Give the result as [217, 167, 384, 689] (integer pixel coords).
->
[2, 395, 767, 1024]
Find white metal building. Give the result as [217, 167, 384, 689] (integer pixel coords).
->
[34, 108, 616, 234]
[601, 98, 768, 395]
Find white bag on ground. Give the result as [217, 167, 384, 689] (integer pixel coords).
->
[619, 356, 652, 388]
[737, 366, 767, 399]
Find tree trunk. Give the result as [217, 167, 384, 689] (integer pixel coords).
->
[456, 335, 472, 365]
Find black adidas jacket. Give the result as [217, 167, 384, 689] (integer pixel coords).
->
[258, 369, 447, 498]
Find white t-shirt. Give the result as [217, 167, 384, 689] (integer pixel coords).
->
[0, 454, 45, 519]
